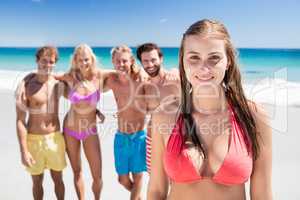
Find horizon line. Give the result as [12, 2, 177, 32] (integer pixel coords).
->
[0, 46, 299, 50]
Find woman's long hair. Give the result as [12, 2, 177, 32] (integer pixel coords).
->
[179, 19, 260, 160]
[69, 44, 98, 82]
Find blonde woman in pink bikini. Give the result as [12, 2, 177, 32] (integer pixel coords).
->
[59, 44, 114, 200]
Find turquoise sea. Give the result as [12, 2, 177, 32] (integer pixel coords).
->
[1, 47, 300, 82]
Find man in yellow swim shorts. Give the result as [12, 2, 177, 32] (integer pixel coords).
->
[15, 46, 67, 200]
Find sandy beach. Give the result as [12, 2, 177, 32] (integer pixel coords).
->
[0, 74, 300, 199]
[0, 87, 149, 200]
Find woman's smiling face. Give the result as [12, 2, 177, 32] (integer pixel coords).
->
[183, 35, 229, 92]
[75, 49, 93, 74]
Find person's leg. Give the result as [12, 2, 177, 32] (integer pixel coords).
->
[46, 133, 66, 200]
[114, 132, 132, 190]
[83, 135, 103, 200]
[31, 174, 44, 200]
[50, 170, 65, 200]
[118, 174, 133, 191]
[27, 135, 46, 200]
[64, 133, 85, 200]
[130, 130, 147, 200]
[130, 173, 143, 200]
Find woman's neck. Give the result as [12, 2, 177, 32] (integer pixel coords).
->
[81, 70, 93, 81]
[192, 86, 227, 115]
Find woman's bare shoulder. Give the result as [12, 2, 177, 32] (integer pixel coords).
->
[152, 101, 180, 136]
[247, 100, 268, 121]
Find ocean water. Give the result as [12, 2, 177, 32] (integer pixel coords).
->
[1, 47, 300, 81]
[1, 47, 300, 106]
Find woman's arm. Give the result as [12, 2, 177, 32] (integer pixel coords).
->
[249, 103, 273, 200]
[147, 111, 175, 200]
[98, 69, 117, 92]
[54, 73, 73, 95]
[54, 72, 72, 82]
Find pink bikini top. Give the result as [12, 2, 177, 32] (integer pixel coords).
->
[68, 89, 100, 105]
[164, 106, 253, 185]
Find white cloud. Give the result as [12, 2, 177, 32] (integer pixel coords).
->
[159, 18, 168, 23]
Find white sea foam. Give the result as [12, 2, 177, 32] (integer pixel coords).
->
[1, 69, 300, 106]
[0, 70, 29, 91]
[244, 78, 300, 106]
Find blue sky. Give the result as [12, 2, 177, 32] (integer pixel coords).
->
[0, 0, 299, 48]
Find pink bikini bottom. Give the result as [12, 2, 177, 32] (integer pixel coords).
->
[63, 127, 97, 140]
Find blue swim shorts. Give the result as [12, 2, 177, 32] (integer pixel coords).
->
[114, 130, 147, 175]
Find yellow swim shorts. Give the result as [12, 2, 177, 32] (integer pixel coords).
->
[26, 132, 67, 175]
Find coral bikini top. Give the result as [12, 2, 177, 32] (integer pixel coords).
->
[163, 106, 253, 185]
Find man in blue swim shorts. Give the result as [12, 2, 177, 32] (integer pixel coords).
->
[105, 45, 147, 200]
[114, 130, 147, 176]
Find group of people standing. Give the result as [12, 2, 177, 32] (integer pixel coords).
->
[15, 19, 272, 200]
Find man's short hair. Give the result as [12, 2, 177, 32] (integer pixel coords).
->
[136, 43, 163, 62]
[111, 45, 140, 80]
[111, 45, 133, 58]
[35, 46, 59, 62]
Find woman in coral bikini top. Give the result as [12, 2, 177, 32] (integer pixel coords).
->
[147, 19, 272, 200]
